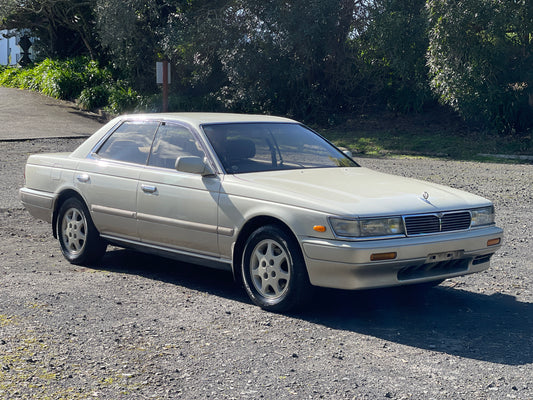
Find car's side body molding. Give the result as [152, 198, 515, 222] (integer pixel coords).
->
[92, 204, 136, 219]
[136, 212, 234, 236]
[101, 233, 232, 271]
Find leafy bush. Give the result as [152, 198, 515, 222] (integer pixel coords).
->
[0, 57, 143, 114]
[77, 85, 110, 110]
[360, 0, 434, 113]
[0, 67, 21, 87]
[35, 59, 85, 99]
[106, 86, 144, 114]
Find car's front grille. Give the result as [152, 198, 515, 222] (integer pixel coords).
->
[404, 211, 471, 236]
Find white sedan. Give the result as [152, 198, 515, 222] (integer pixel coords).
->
[20, 113, 503, 311]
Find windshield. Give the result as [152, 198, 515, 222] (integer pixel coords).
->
[202, 122, 358, 174]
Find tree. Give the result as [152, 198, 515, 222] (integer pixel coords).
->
[163, 0, 367, 121]
[95, 0, 178, 92]
[0, 0, 98, 59]
[427, 0, 533, 134]
[358, 0, 433, 112]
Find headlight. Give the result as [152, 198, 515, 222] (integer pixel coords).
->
[470, 206, 495, 227]
[330, 217, 405, 238]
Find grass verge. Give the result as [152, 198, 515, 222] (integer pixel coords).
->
[318, 110, 532, 163]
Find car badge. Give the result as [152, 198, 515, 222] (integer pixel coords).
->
[423, 191, 429, 200]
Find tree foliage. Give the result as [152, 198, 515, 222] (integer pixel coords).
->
[0, 0, 98, 58]
[1, 0, 532, 135]
[360, 0, 433, 112]
[427, 0, 533, 134]
[160, 0, 369, 121]
[95, 0, 178, 92]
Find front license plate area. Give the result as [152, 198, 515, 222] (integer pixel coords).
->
[426, 250, 463, 263]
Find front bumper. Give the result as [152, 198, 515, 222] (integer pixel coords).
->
[300, 226, 503, 289]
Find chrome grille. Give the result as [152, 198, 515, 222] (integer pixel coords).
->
[441, 212, 471, 231]
[404, 211, 471, 236]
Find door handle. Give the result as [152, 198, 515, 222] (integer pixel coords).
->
[141, 184, 157, 194]
[76, 174, 90, 183]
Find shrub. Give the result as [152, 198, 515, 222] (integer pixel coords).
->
[106, 86, 144, 114]
[31, 59, 85, 99]
[0, 57, 143, 115]
[77, 85, 110, 110]
[0, 67, 21, 87]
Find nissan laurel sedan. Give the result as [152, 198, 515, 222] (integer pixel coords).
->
[20, 113, 503, 312]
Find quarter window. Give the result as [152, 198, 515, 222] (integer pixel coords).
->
[97, 121, 159, 165]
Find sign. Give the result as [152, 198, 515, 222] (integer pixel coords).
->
[156, 61, 171, 84]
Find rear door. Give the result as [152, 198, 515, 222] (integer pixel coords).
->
[76, 120, 159, 240]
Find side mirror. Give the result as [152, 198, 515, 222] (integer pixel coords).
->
[338, 146, 353, 158]
[175, 156, 215, 176]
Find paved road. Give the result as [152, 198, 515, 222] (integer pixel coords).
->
[0, 87, 104, 140]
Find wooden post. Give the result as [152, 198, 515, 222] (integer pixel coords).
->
[162, 60, 169, 112]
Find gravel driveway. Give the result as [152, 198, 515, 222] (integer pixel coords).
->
[1, 137, 532, 399]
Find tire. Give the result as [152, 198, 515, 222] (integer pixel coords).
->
[241, 225, 312, 312]
[57, 197, 106, 265]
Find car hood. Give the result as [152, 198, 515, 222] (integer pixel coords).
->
[222, 167, 491, 217]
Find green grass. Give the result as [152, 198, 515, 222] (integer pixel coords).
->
[317, 111, 532, 163]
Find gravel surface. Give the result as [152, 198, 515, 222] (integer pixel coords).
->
[1, 137, 532, 399]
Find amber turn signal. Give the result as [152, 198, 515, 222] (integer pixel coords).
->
[313, 225, 327, 232]
[370, 252, 397, 261]
[487, 238, 501, 246]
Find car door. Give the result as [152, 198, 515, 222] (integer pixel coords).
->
[76, 120, 159, 240]
[136, 122, 222, 257]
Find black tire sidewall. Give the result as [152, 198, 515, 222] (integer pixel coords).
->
[241, 225, 311, 312]
[57, 197, 105, 265]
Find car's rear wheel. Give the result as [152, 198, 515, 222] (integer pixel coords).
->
[241, 225, 312, 312]
[57, 197, 106, 265]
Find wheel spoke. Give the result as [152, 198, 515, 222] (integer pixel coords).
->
[254, 246, 266, 263]
[271, 253, 289, 275]
[249, 238, 291, 299]
[62, 207, 87, 255]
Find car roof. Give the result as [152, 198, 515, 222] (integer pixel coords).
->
[122, 112, 296, 127]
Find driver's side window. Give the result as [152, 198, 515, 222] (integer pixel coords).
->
[148, 123, 204, 169]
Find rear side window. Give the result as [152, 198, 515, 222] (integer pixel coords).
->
[97, 121, 159, 164]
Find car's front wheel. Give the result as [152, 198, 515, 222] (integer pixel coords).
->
[241, 225, 312, 312]
[57, 197, 106, 265]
